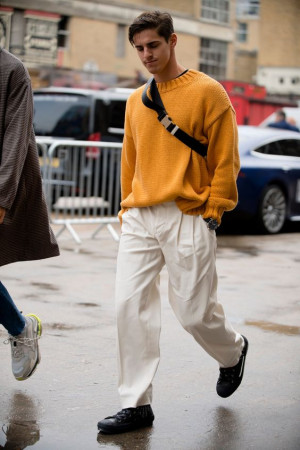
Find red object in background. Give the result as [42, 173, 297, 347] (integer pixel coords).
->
[221, 80, 266, 99]
[86, 132, 101, 158]
[220, 80, 297, 125]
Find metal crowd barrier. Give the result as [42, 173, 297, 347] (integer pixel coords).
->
[36, 138, 122, 244]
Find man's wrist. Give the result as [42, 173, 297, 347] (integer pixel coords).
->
[204, 217, 219, 230]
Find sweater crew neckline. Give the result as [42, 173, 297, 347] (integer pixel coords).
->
[156, 69, 198, 92]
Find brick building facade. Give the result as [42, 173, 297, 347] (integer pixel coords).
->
[0, 0, 299, 98]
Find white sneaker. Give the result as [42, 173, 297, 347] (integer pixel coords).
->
[9, 314, 42, 381]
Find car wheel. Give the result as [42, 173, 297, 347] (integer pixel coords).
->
[257, 184, 287, 234]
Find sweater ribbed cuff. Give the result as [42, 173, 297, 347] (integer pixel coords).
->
[202, 205, 225, 224]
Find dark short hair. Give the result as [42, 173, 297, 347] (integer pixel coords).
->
[128, 10, 174, 45]
[276, 110, 286, 120]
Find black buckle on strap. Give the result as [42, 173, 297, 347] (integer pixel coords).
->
[158, 113, 172, 128]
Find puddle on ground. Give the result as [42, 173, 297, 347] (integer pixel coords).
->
[237, 246, 259, 257]
[77, 302, 99, 307]
[61, 246, 116, 260]
[47, 322, 77, 331]
[218, 243, 259, 257]
[0, 392, 40, 449]
[97, 426, 152, 449]
[45, 322, 99, 332]
[1, 420, 40, 448]
[246, 320, 300, 336]
[62, 246, 94, 255]
[30, 282, 59, 291]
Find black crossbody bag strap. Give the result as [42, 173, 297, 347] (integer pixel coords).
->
[142, 77, 207, 158]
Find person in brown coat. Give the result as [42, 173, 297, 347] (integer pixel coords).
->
[0, 48, 59, 380]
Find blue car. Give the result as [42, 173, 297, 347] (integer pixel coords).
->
[230, 125, 300, 233]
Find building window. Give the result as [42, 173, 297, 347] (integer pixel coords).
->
[116, 24, 126, 58]
[291, 77, 300, 85]
[200, 38, 227, 80]
[201, 0, 230, 24]
[57, 16, 69, 49]
[237, 22, 248, 42]
[236, 0, 260, 17]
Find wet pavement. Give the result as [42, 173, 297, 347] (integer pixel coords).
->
[0, 222, 300, 450]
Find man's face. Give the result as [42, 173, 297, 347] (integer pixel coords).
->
[133, 28, 175, 76]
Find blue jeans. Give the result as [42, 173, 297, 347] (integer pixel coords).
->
[0, 282, 26, 336]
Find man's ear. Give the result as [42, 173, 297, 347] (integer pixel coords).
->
[169, 33, 177, 48]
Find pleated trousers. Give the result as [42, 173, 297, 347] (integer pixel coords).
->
[116, 202, 243, 408]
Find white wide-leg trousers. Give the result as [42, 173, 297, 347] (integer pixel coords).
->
[116, 202, 243, 408]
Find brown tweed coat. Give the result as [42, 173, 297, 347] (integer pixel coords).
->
[0, 48, 59, 266]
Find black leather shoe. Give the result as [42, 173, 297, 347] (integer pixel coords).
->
[216, 335, 249, 398]
[97, 405, 154, 434]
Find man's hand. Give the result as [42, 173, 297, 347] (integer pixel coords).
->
[0, 206, 6, 224]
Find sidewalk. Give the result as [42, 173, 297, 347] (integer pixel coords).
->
[0, 223, 299, 449]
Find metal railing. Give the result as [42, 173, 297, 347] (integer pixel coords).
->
[36, 138, 122, 244]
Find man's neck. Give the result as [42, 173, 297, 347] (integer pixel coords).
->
[153, 63, 186, 83]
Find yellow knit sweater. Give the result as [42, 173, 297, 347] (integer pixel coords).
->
[120, 69, 240, 223]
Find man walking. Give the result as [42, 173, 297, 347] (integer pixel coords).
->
[98, 10, 248, 434]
